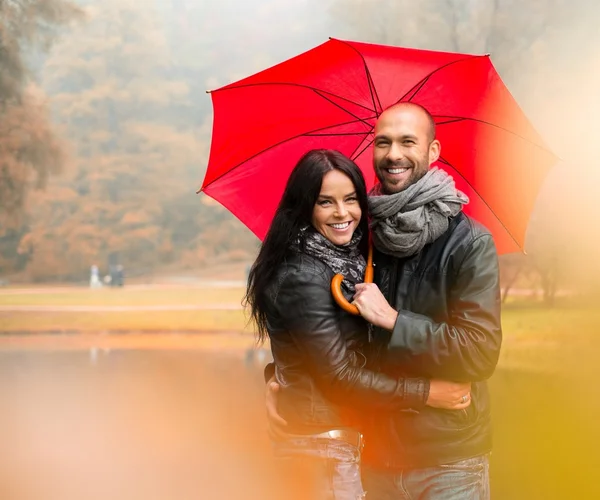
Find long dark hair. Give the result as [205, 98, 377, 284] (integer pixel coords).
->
[244, 149, 369, 343]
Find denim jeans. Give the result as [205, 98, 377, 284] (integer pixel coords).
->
[273, 436, 366, 499]
[362, 454, 490, 500]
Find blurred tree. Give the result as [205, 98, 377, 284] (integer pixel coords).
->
[24, 0, 193, 279]
[18, 0, 256, 281]
[499, 253, 530, 304]
[0, 86, 64, 231]
[0, 0, 80, 245]
[0, 0, 81, 103]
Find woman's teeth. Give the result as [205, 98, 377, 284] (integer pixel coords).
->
[330, 222, 351, 229]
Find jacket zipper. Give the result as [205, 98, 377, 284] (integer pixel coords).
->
[388, 256, 399, 316]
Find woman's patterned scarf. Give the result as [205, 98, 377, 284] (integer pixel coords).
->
[290, 227, 366, 293]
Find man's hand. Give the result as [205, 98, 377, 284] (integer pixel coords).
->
[266, 376, 290, 441]
[426, 380, 472, 410]
[353, 283, 398, 330]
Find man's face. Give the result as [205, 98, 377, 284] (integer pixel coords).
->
[373, 106, 440, 194]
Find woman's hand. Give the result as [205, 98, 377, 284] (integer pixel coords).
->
[352, 283, 398, 330]
[265, 376, 290, 440]
[426, 380, 472, 410]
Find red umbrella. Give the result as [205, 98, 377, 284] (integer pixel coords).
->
[200, 38, 556, 254]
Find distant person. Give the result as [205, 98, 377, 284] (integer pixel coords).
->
[108, 264, 124, 287]
[244, 149, 471, 499]
[89, 265, 102, 288]
[116, 265, 124, 287]
[108, 265, 116, 287]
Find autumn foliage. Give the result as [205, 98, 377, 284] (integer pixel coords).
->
[1, 0, 257, 281]
[0, 0, 80, 243]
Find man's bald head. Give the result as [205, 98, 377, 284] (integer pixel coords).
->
[376, 102, 436, 142]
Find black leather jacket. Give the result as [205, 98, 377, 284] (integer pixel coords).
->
[263, 252, 429, 434]
[363, 212, 502, 469]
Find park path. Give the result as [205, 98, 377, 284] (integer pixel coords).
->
[0, 304, 242, 311]
[0, 280, 246, 295]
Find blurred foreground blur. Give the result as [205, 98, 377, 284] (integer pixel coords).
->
[0, 348, 299, 500]
[0, 335, 598, 499]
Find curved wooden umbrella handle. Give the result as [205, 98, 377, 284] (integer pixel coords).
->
[331, 243, 374, 316]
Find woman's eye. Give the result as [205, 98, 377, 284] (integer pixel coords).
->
[318, 200, 331, 206]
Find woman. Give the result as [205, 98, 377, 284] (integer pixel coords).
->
[245, 149, 469, 499]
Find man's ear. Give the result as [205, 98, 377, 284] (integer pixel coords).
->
[429, 139, 441, 165]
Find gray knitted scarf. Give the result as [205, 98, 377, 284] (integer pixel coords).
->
[369, 167, 469, 258]
[290, 227, 366, 293]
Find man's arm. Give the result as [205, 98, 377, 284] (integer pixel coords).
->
[355, 234, 501, 381]
[391, 234, 501, 381]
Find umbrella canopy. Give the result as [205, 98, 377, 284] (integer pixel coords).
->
[200, 38, 556, 254]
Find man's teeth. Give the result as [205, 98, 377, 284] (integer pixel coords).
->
[387, 168, 408, 174]
[330, 222, 351, 229]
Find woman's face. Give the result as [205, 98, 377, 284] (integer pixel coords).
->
[311, 169, 362, 246]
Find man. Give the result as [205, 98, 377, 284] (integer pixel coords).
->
[268, 102, 502, 499]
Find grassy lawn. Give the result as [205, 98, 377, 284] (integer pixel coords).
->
[490, 305, 600, 497]
[499, 304, 600, 372]
[489, 366, 600, 499]
[0, 286, 251, 334]
[0, 309, 250, 333]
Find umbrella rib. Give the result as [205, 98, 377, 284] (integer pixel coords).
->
[333, 38, 382, 115]
[367, 69, 383, 114]
[312, 89, 376, 127]
[434, 115, 554, 154]
[405, 76, 431, 102]
[306, 131, 373, 137]
[396, 54, 487, 104]
[212, 82, 375, 113]
[437, 156, 523, 251]
[201, 117, 373, 191]
[351, 136, 375, 162]
[435, 117, 465, 126]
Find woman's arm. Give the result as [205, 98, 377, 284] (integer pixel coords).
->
[271, 265, 429, 410]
